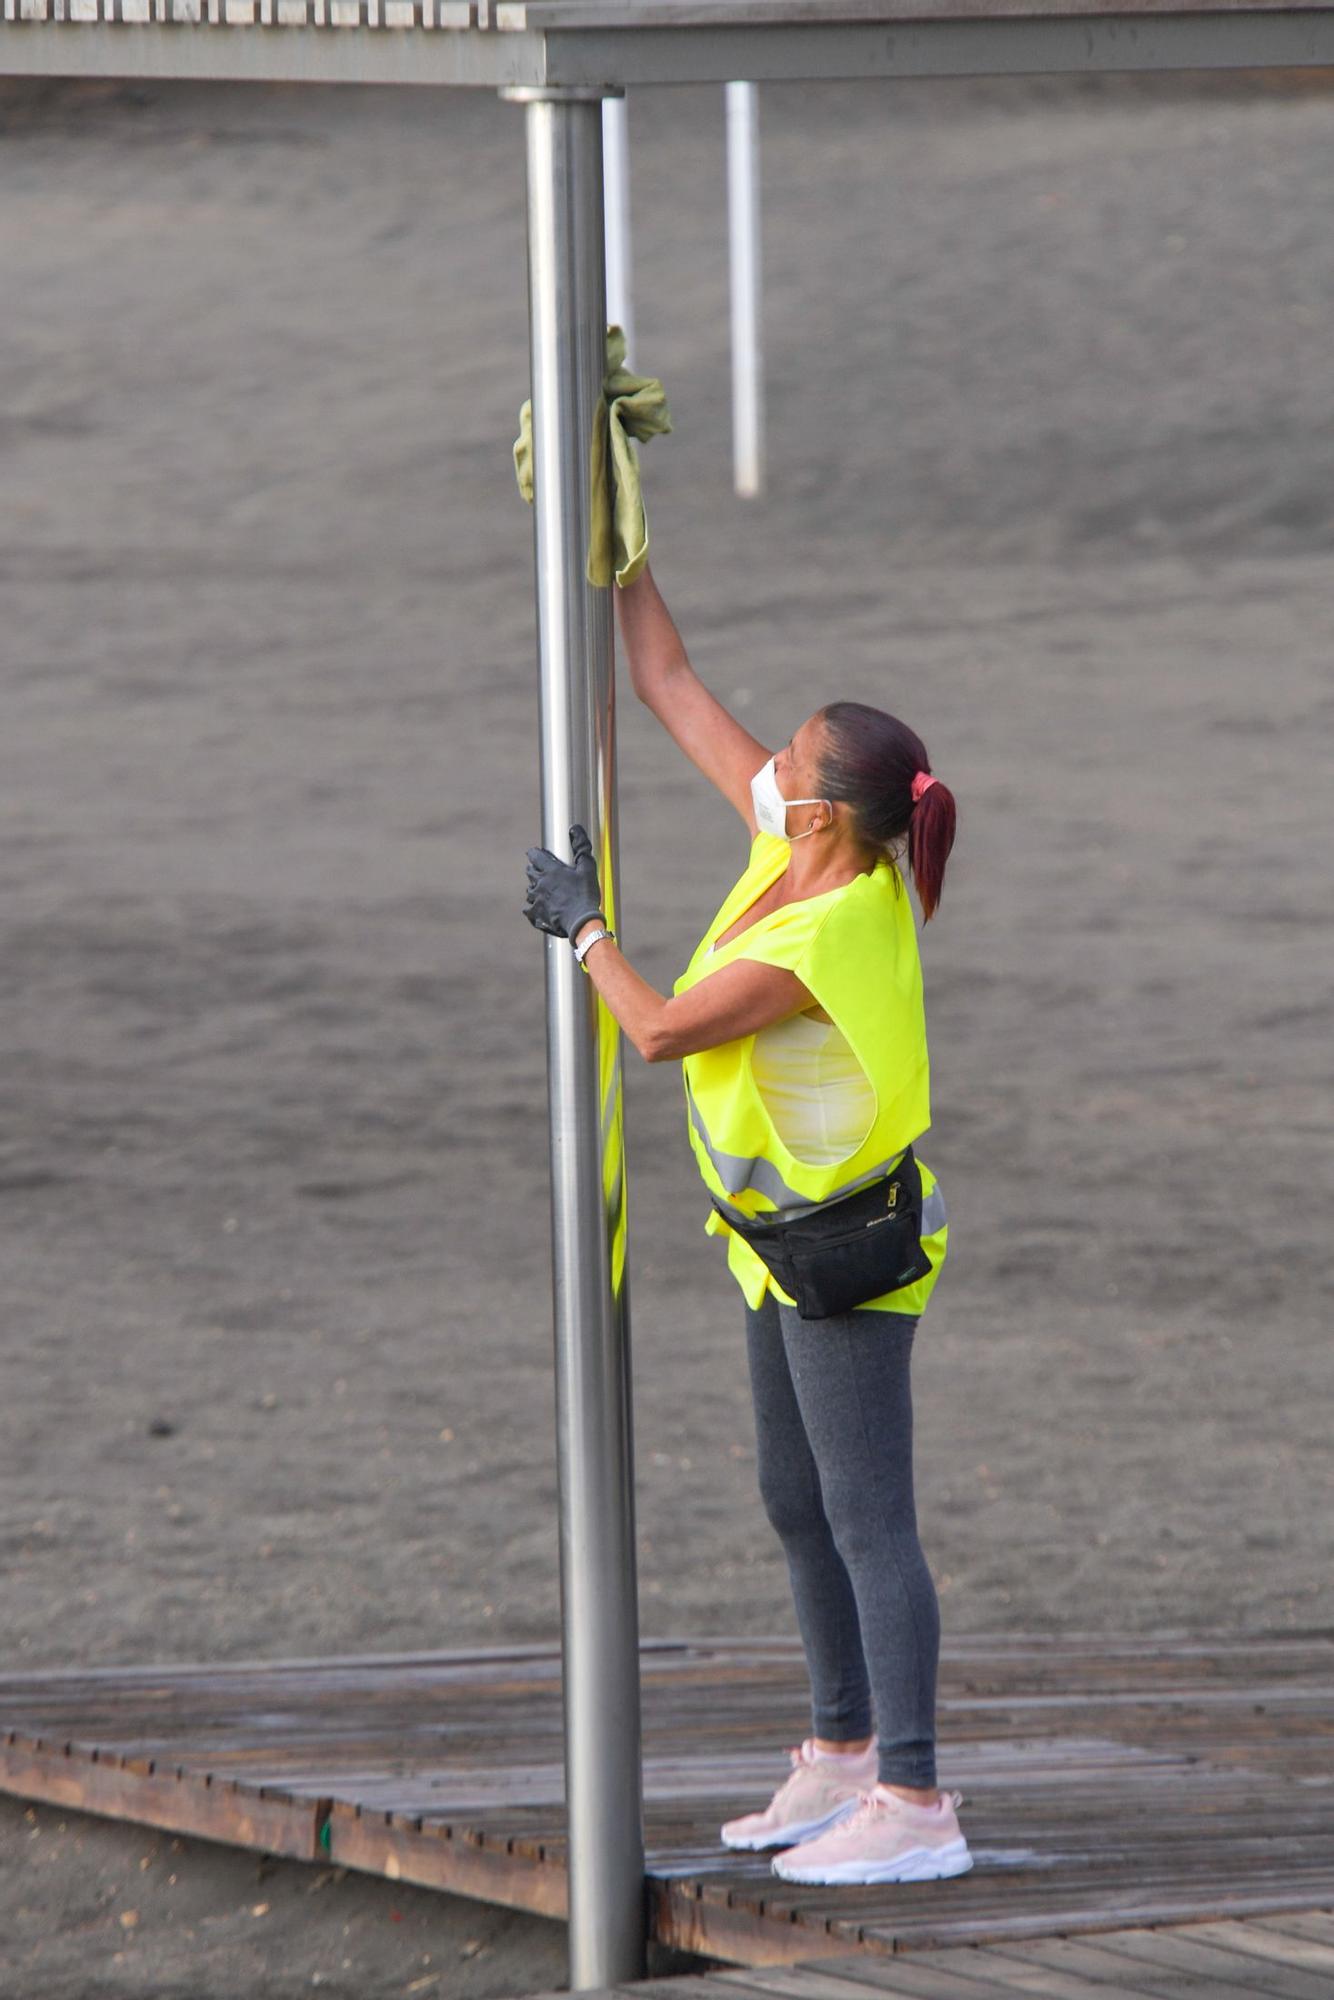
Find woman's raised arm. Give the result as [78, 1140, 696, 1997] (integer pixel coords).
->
[615, 563, 768, 831]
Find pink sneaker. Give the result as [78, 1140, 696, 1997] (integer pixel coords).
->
[720, 1740, 879, 1851]
[770, 1782, 972, 1884]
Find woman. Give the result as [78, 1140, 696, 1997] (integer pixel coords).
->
[523, 560, 971, 1889]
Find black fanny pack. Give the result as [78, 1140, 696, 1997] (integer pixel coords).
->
[712, 1146, 934, 1322]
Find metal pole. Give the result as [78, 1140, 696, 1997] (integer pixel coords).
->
[602, 94, 635, 365]
[725, 79, 765, 498]
[505, 83, 646, 1992]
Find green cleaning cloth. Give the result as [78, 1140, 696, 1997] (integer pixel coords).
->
[513, 325, 672, 590]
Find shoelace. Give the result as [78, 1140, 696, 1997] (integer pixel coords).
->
[843, 1787, 893, 1830]
[773, 1740, 856, 1804]
[842, 1785, 963, 1830]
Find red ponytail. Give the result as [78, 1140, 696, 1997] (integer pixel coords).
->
[907, 778, 957, 923]
[817, 701, 958, 922]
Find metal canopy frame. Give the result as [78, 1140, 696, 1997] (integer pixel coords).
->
[7, 4, 1334, 84]
[6, 0, 1333, 1988]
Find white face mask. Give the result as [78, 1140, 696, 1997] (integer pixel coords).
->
[750, 756, 830, 843]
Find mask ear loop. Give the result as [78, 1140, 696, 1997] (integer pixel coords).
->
[788, 798, 833, 841]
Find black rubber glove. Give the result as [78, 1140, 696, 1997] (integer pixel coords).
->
[524, 824, 607, 943]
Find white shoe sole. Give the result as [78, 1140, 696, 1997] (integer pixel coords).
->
[772, 1835, 974, 1884]
[720, 1796, 862, 1852]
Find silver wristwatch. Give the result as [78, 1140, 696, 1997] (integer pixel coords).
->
[573, 926, 616, 965]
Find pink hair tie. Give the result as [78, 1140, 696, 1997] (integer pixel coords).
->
[911, 771, 938, 804]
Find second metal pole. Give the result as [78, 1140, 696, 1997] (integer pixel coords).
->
[726, 79, 765, 498]
[602, 94, 635, 364]
[511, 85, 646, 1992]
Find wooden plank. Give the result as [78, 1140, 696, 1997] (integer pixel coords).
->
[838, 1887, 1334, 1960]
[741, 1919, 1334, 2000]
[987, 1931, 1305, 1995]
[641, 1988, 787, 2000]
[632, 1984, 765, 2000]
[0, 1731, 321, 1861]
[1040, 1920, 1334, 2000]
[859, 1943, 1157, 2000]
[1108, 1930, 1334, 1997]
[0, 1636, 689, 1683]
[1245, 1912, 1334, 1944]
[323, 1799, 568, 1918]
[795, 1958, 1102, 1999]
[649, 1876, 868, 1968]
[582, 1983, 747, 2000]
[1187, 1916, 1334, 1977]
[819, 1944, 1150, 1999]
[713, 1970, 967, 2000]
[708, 1968, 1020, 2000]
[752, 1955, 1053, 1997]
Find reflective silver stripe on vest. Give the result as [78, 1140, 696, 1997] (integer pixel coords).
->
[921, 1185, 948, 1236]
[687, 1079, 908, 1225]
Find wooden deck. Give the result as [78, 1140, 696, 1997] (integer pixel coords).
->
[520, 1910, 1334, 1998]
[1, 1632, 1332, 1969]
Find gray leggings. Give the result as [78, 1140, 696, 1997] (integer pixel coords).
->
[744, 1292, 940, 1788]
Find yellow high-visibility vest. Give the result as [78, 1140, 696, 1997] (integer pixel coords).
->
[673, 831, 948, 1316]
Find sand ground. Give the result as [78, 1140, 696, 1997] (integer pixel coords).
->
[0, 66, 1331, 1998]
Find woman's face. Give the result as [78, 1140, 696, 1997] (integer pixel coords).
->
[772, 714, 832, 833]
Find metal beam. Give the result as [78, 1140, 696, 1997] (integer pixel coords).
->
[9, 6, 1334, 88]
[508, 83, 646, 1995]
[533, 12, 1334, 84]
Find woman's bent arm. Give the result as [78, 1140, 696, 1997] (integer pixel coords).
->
[572, 922, 812, 1062]
[616, 564, 769, 830]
